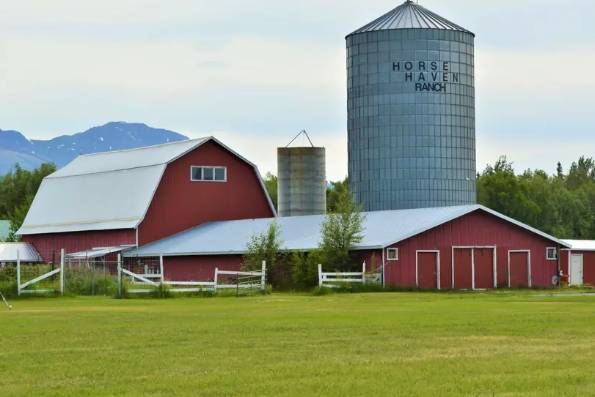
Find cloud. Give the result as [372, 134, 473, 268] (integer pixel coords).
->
[0, 0, 593, 180]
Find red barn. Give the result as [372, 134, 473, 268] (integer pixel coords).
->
[18, 138, 275, 263]
[127, 205, 569, 289]
[560, 240, 595, 286]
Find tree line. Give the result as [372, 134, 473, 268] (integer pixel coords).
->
[0, 164, 56, 241]
[0, 156, 593, 242]
[477, 156, 594, 239]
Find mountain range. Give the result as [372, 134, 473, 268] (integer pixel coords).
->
[0, 122, 189, 175]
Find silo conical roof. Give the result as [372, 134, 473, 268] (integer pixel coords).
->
[348, 0, 473, 36]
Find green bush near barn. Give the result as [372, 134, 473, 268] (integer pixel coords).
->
[1, 292, 595, 396]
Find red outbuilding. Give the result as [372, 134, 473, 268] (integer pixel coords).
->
[127, 205, 569, 290]
[560, 240, 595, 286]
[18, 138, 276, 263]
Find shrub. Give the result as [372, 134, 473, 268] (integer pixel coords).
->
[319, 188, 364, 272]
[64, 267, 117, 296]
[290, 250, 321, 290]
[244, 222, 289, 289]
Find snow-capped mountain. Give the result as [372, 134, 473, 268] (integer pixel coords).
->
[0, 122, 188, 174]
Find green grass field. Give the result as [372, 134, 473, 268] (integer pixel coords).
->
[1, 291, 595, 396]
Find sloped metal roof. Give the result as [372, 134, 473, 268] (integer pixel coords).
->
[562, 240, 595, 252]
[66, 245, 135, 259]
[18, 137, 275, 235]
[50, 138, 206, 178]
[0, 242, 42, 262]
[126, 205, 568, 258]
[349, 0, 473, 36]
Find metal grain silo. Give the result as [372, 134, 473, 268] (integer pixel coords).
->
[277, 133, 326, 217]
[347, 0, 476, 211]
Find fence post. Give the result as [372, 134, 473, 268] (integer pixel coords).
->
[318, 264, 323, 287]
[159, 255, 165, 283]
[261, 261, 266, 290]
[214, 268, 218, 292]
[117, 254, 122, 298]
[60, 249, 65, 295]
[362, 261, 366, 285]
[16, 250, 21, 296]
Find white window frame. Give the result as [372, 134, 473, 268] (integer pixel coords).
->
[190, 166, 227, 182]
[386, 248, 399, 261]
[546, 247, 558, 261]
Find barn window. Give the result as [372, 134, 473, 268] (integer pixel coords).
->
[546, 247, 558, 261]
[191, 166, 227, 182]
[387, 248, 399, 261]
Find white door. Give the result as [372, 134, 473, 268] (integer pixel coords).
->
[570, 254, 584, 286]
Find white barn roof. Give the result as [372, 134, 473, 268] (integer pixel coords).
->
[0, 243, 42, 262]
[18, 137, 274, 235]
[562, 240, 595, 252]
[126, 205, 568, 258]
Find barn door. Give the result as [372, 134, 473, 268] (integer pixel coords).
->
[508, 251, 531, 288]
[417, 251, 439, 290]
[453, 249, 473, 289]
[474, 248, 495, 289]
[570, 254, 584, 286]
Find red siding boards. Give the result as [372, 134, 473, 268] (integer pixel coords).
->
[383, 210, 562, 289]
[584, 252, 595, 286]
[560, 250, 570, 285]
[138, 141, 274, 245]
[23, 229, 136, 264]
[163, 255, 243, 282]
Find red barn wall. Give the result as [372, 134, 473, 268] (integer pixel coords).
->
[561, 250, 595, 286]
[383, 210, 562, 289]
[560, 250, 570, 285]
[138, 141, 274, 245]
[583, 252, 595, 286]
[23, 229, 136, 264]
[163, 255, 244, 281]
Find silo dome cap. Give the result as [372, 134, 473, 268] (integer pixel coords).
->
[348, 0, 474, 37]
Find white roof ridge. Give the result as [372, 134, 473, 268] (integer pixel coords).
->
[75, 137, 208, 158]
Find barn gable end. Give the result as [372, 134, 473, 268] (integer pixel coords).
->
[137, 140, 275, 245]
[18, 137, 275, 262]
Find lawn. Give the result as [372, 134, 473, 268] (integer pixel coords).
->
[1, 291, 595, 396]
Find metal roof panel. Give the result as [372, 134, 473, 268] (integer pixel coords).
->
[349, 0, 473, 36]
[562, 240, 595, 251]
[127, 205, 564, 258]
[0, 242, 42, 262]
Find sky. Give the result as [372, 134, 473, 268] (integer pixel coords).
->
[1, 0, 594, 180]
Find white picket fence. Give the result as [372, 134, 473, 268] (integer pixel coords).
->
[318, 262, 381, 288]
[120, 260, 266, 294]
[17, 249, 64, 296]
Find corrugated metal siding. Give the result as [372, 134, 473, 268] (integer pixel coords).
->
[23, 229, 136, 263]
[138, 141, 275, 245]
[384, 211, 561, 289]
[164, 255, 243, 281]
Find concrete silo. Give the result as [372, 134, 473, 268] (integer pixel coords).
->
[347, 0, 476, 211]
[277, 133, 326, 217]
